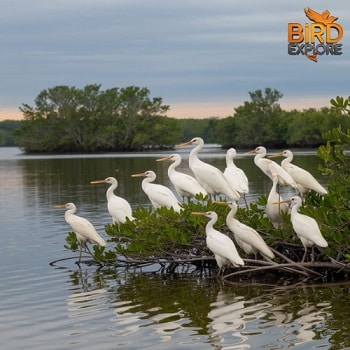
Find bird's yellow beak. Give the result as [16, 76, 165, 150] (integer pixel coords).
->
[131, 172, 146, 178]
[176, 140, 193, 148]
[191, 211, 207, 216]
[273, 199, 290, 205]
[213, 201, 229, 205]
[156, 156, 171, 162]
[54, 204, 66, 209]
[90, 179, 107, 184]
[268, 152, 284, 159]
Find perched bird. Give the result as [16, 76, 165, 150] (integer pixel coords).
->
[269, 150, 328, 196]
[156, 154, 208, 202]
[90, 176, 134, 224]
[176, 137, 240, 201]
[223, 148, 249, 208]
[215, 201, 275, 260]
[55, 202, 106, 263]
[192, 211, 244, 274]
[131, 170, 181, 212]
[266, 173, 289, 229]
[274, 196, 328, 262]
[247, 146, 298, 189]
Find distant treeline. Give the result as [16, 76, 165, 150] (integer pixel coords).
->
[2, 85, 349, 152]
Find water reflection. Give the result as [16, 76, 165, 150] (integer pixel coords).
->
[59, 266, 350, 349]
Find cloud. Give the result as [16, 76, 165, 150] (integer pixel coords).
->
[0, 0, 349, 120]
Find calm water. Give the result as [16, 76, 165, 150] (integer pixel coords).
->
[1, 146, 349, 350]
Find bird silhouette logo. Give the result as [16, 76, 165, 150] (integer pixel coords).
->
[304, 8, 339, 62]
[304, 8, 338, 26]
[287, 8, 343, 62]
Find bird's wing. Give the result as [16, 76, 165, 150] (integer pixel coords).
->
[304, 7, 323, 22]
[108, 197, 133, 222]
[145, 183, 179, 207]
[269, 161, 297, 187]
[193, 162, 239, 199]
[224, 166, 249, 193]
[292, 213, 326, 246]
[231, 221, 273, 258]
[206, 230, 243, 265]
[285, 164, 326, 193]
[67, 215, 106, 246]
[171, 172, 207, 196]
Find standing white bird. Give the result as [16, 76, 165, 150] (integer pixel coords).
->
[91, 177, 134, 224]
[269, 150, 328, 195]
[156, 154, 208, 202]
[215, 201, 275, 260]
[223, 148, 249, 208]
[274, 196, 328, 262]
[176, 137, 240, 201]
[55, 202, 106, 263]
[247, 146, 298, 189]
[266, 173, 289, 229]
[192, 210, 244, 274]
[131, 170, 181, 212]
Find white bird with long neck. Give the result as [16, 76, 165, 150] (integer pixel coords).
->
[274, 196, 328, 262]
[131, 170, 181, 212]
[247, 146, 298, 189]
[223, 148, 249, 208]
[176, 137, 240, 201]
[266, 173, 289, 229]
[215, 201, 275, 260]
[192, 211, 244, 273]
[269, 150, 328, 195]
[55, 202, 106, 263]
[91, 176, 134, 224]
[156, 154, 208, 202]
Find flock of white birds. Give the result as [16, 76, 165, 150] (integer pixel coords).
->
[56, 137, 329, 269]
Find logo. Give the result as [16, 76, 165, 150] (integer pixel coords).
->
[288, 8, 343, 62]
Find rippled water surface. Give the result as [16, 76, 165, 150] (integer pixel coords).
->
[1, 146, 349, 349]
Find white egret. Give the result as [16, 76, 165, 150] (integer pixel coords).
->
[55, 203, 106, 263]
[176, 137, 240, 201]
[223, 148, 249, 208]
[192, 211, 244, 274]
[215, 201, 275, 260]
[269, 150, 328, 195]
[247, 146, 298, 189]
[156, 154, 208, 202]
[266, 173, 289, 229]
[131, 170, 181, 212]
[274, 196, 328, 262]
[91, 177, 134, 224]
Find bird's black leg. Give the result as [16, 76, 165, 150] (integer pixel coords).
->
[243, 194, 249, 211]
[301, 247, 307, 263]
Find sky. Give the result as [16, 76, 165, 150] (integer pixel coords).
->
[0, 0, 349, 120]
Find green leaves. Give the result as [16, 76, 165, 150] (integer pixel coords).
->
[330, 96, 350, 112]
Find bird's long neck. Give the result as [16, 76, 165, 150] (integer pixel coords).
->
[281, 154, 293, 167]
[169, 158, 181, 174]
[106, 182, 117, 199]
[254, 152, 265, 165]
[205, 217, 216, 232]
[64, 208, 75, 221]
[142, 176, 154, 190]
[226, 154, 234, 167]
[290, 202, 301, 217]
[189, 142, 203, 165]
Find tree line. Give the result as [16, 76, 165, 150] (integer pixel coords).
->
[1, 85, 349, 152]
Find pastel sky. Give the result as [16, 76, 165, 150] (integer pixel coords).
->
[1, 0, 349, 120]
